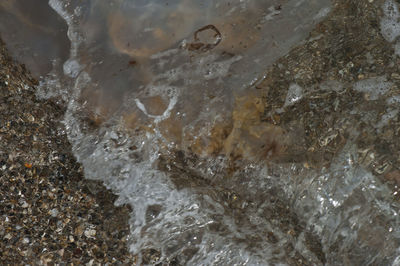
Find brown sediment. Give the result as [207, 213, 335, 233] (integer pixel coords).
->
[187, 93, 286, 161]
[0, 39, 136, 264]
[223, 94, 285, 160]
[116, 89, 287, 164]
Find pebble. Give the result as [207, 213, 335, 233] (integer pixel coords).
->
[49, 208, 59, 217]
[84, 228, 97, 238]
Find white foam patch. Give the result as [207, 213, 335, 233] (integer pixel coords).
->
[313, 7, 332, 20]
[284, 83, 303, 107]
[63, 58, 83, 78]
[387, 94, 400, 105]
[375, 108, 399, 130]
[380, 0, 400, 42]
[282, 143, 400, 263]
[48, 0, 82, 56]
[36, 59, 64, 100]
[319, 80, 344, 92]
[395, 41, 400, 56]
[264, 6, 281, 21]
[353, 76, 393, 100]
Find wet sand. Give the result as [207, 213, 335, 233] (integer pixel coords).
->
[0, 39, 136, 265]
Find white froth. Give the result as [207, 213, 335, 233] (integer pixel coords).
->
[63, 59, 83, 78]
[353, 76, 393, 100]
[319, 80, 344, 92]
[313, 7, 332, 20]
[284, 83, 303, 107]
[380, 0, 400, 42]
[134, 94, 177, 123]
[395, 41, 400, 56]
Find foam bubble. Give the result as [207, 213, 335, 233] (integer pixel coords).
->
[63, 59, 83, 78]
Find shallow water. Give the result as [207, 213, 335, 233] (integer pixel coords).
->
[3, 0, 400, 264]
[0, 1, 69, 77]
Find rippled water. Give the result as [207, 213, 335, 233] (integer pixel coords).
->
[3, 0, 400, 264]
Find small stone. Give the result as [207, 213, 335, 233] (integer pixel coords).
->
[26, 113, 35, 122]
[74, 224, 84, 236]
[57, 249, 64, 257]
[49, 208, 59, 217]
[84, 228, 96, 238]
[21, 201, 29, 208]
[4, 233, 12, 240]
